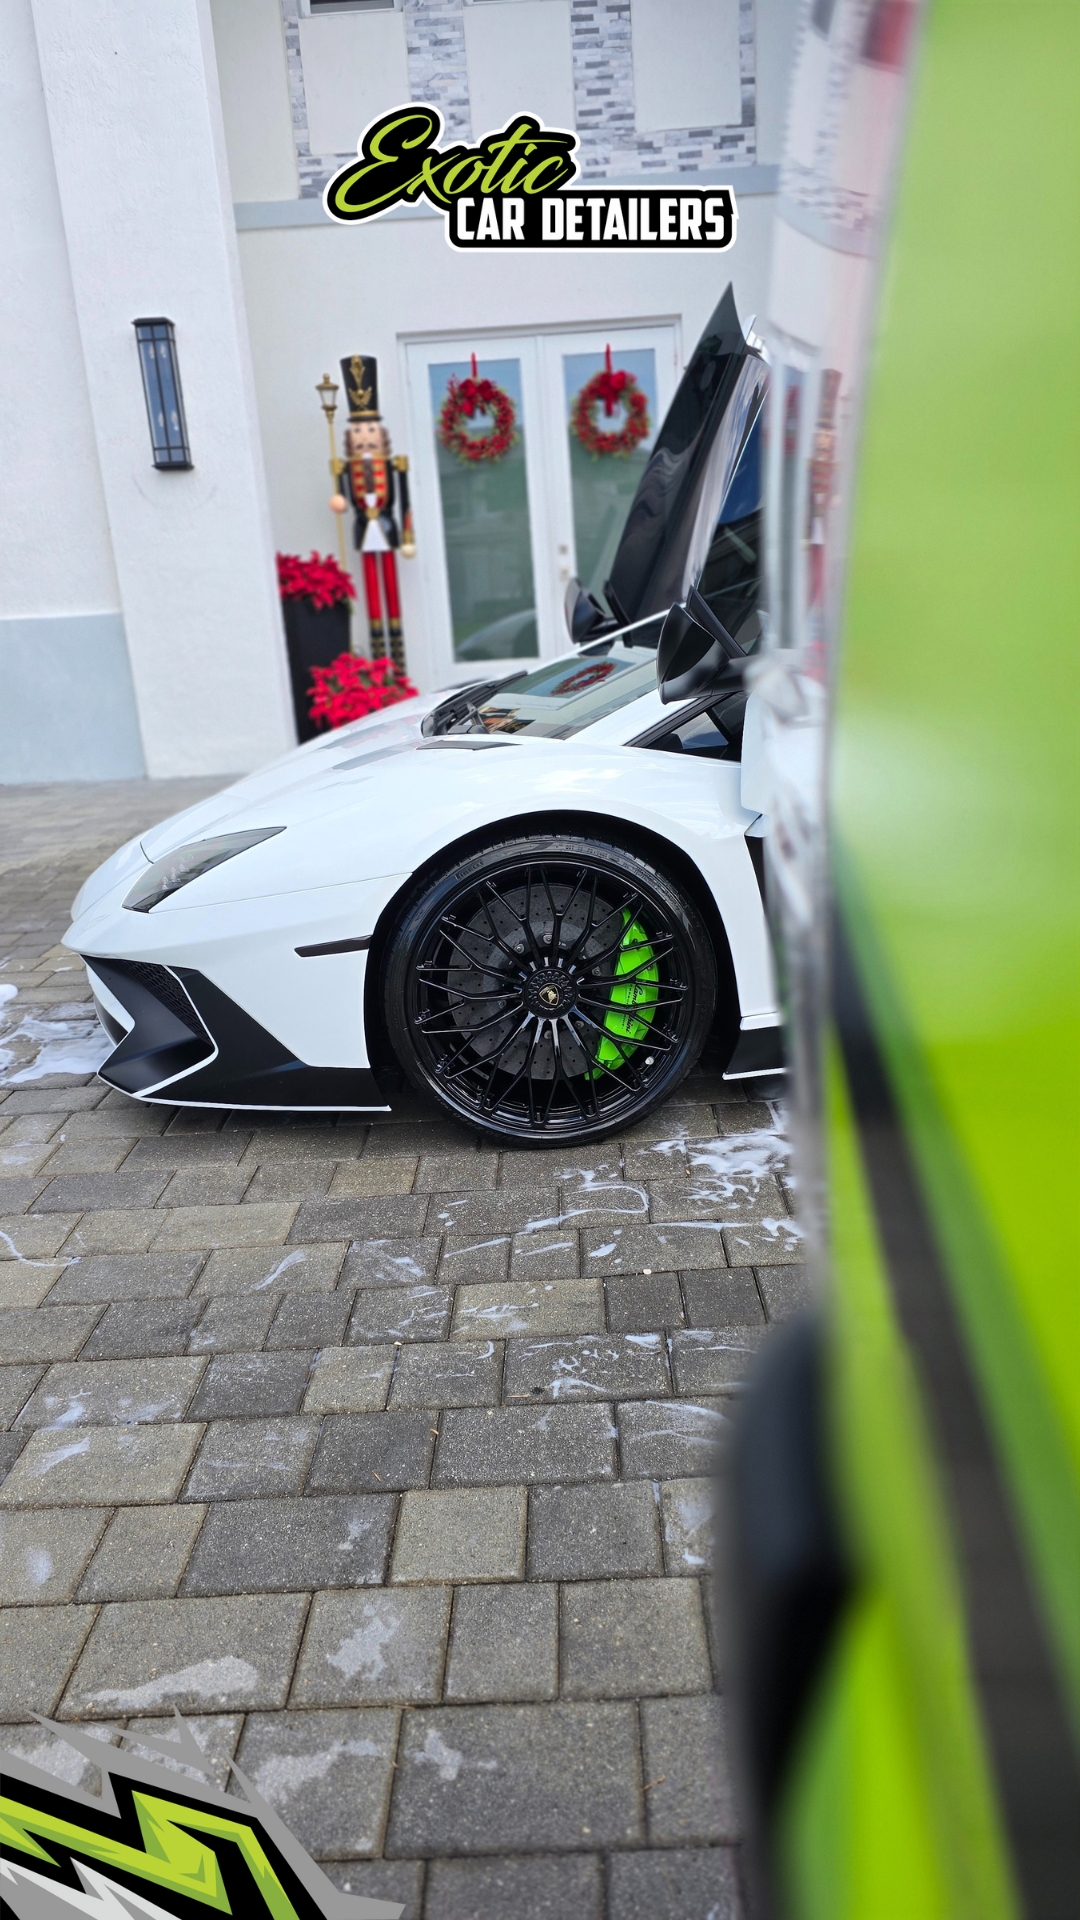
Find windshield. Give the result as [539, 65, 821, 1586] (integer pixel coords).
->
[425, 642, 662, 740]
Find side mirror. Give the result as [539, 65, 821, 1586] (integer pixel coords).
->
[564, 577, 614, 646]
[657, 588, 745, 703]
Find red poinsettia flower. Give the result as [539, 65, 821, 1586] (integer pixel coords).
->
[277, 551, 357, 609]
[307, 652, 418, 731]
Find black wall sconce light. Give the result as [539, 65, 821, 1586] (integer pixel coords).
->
[133, 318, 192, 470]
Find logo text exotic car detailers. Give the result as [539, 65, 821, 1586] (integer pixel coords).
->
[324, 107, 737, 252]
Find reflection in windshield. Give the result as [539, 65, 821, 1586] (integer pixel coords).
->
[476, 646, 660, 738]
[421, 643, 661, 740]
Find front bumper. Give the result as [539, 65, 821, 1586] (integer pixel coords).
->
[84, 958, 390, 1111]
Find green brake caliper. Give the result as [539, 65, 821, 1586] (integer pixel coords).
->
[590, 912, 660, 1074]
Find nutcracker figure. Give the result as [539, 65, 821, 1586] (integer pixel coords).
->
[330, 355, 414, 671]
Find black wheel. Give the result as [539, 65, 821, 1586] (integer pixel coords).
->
[383, 833, 718, 1146]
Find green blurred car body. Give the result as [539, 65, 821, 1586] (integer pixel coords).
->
[742, 3, 1080, 1914]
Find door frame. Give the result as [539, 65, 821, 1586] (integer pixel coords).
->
[401, 318, 681, 691]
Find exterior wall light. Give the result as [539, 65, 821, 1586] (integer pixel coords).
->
[133, 318, 192, 470]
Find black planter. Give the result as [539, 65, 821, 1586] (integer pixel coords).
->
[282, 596, 352, 742]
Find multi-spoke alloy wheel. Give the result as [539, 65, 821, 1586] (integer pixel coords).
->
[383, 834, 717, 1145]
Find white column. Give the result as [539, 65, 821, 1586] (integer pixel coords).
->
[30, 0, 296, 777]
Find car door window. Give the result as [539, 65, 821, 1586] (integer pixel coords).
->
[694, 409, 764, 653]
[641, 689, 748, 761]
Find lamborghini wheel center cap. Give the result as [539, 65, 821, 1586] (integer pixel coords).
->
[525, 968, 576, 1016]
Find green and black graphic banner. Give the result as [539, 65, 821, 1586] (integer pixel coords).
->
[0, 1715, 398, 1920]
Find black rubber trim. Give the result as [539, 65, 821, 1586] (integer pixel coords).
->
[627, 681, 744, 750]
[421, 673, 525, 737]
[93, 999, 126, 1046]
[745, 833, 766, 906]
[295, 936, 372, 957]
[417, 738, 515, 751]
[723, 1024, 784, 1078]
[833, 911, 1080, 1918]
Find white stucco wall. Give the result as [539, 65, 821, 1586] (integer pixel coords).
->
[298, 9, 412, 156]
[755, 0, 804, 166]
[209, 0, 298, 202]
[29, 0, 296, 778]
[2, 0, 120, 621]
[631, 0, 742, 133]
[463, 1, 576, 138]
[1, 0, 148, 780]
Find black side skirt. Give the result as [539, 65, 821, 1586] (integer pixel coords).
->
[723, 1024, 785, 1079]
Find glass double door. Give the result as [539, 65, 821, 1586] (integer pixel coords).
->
[404, 326, 678, 686]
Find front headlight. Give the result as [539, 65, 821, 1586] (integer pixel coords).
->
[122, 828, 285, 912]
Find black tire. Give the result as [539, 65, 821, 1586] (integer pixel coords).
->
[382, 832, 718, 1146]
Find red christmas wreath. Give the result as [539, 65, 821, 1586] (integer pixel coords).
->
[548, 660, 618, 699]
[439, 355, 516, 464]
[571, 345, 650, 458]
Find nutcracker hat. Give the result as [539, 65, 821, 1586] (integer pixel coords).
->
[341, 355, 380, 420]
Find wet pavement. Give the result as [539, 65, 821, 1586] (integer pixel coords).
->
[0, 778, 807, 1920]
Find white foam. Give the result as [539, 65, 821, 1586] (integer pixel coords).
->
[253, 1738, 383, 1804]
[252, 1248, 308, 1289]
[327, 1604, 397, 1680]
[89, 1655, 259, 1711]
[32, 1436, 92, 1474]
[413, 1728, 464, 1783]
[0, 1010, 112, 1084]
[25, 1548, 54, 1587]
[0, 1229, 63, 1267]
[411, 1727, 497, 1785]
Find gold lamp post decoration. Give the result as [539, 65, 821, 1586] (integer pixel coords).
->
[316, 372, 349, 573]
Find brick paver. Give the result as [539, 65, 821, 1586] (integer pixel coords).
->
[0, 786, 808, 1918]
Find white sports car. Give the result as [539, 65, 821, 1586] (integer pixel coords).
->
[65, 289, 780, 1147]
